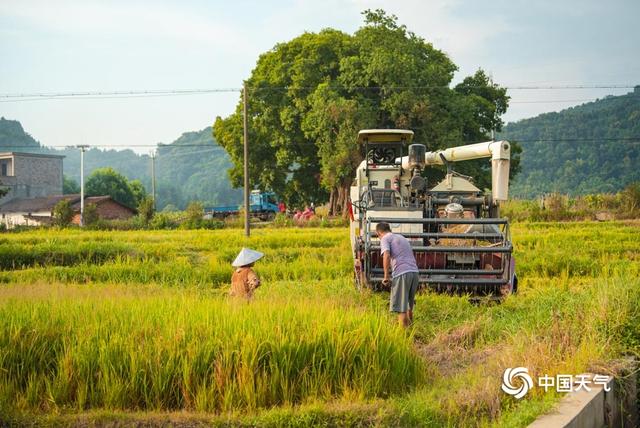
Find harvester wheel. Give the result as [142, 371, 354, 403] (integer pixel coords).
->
[499, 275, 518, 298]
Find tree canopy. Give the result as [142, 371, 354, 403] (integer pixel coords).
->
[85, 167, 140, 208]
[214, 10, 516, 214]
[63, 175, 80, 194]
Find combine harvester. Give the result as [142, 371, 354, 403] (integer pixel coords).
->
[349, 129, 517, 298]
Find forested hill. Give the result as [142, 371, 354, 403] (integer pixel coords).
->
[0, 117, 241, 209]
[154, 129, 241, 210]
[499, 87, 640, 197]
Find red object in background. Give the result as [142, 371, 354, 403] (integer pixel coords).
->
[278, 202, 286, 213]
[348, 202, 355, 221]
[302, 207, 314, 220]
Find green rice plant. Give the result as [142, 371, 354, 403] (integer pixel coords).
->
[0, 284, 423, 415]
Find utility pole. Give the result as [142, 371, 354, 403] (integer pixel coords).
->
[243, 83, 250, 237]
[76, 145, 89, 226]
[150, 149, 157, 210]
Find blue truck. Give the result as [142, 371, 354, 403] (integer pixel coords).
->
[204, 190, 280, 221]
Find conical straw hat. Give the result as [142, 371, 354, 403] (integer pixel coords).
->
[232, 247, 264, 267]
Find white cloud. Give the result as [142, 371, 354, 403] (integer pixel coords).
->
[0, 0, 251, 52]
[349, 0, 512, 66]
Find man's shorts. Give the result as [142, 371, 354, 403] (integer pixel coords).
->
[390, 271, 419, 313]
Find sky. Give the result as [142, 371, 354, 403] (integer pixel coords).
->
[0, 0, 638, 153]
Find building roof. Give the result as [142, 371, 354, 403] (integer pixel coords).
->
[0, 151, 65, 159]
[0, 194, 136, 214]
[70, 196, 136, 214]
[0, 194, 80, 213]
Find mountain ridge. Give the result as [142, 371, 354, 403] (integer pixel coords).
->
[499, 87, 640, 197]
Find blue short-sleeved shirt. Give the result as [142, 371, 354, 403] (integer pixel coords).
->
[380, 233, 419, 278]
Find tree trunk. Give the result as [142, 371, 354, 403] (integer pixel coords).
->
[328, 188, 337, 216]
[334, 182, 352, 218]
[341, 182, 351, 219]
[336, 186, 345, 216]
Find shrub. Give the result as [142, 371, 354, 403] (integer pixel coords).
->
[52, 200, 74, 227]
[273, 213, 293, 227]
[83, 203, 99, 226]
[137, 196, 155, 225]
[88, 218, 138, 231]
[178, 217, 224, 230]
[199, 219, 225, 230]
[149, 212, 180, 230]
[223, 214, 244, 228]
[185, 201, 204, 222]
[620, 182, 640, 213]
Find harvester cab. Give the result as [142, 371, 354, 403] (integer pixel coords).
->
[349, 129, 517, 298]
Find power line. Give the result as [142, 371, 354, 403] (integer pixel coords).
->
[156, 148, 221, 158]
[0, 88, 240, 101]
[509, 97, 639, 104]
[497, 137, 640, 143]
[0, 84, 636, 102]
[4, 94, 635, 105]
[2, 137, 639, 151]
[1, 144, 221, 148]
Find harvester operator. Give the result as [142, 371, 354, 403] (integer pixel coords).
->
[230, 248, 263, 299]
[377, 222, 419, 328]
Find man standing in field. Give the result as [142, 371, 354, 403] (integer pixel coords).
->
[377, 222, 419, 328]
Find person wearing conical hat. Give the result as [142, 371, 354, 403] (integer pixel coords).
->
[230, 248, 264, 299]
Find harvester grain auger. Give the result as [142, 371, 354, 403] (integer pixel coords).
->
[349, 129, 517, 298]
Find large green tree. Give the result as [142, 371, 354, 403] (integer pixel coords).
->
[128, 179, 148, 207]
[214, 10, 516, 214]
[214, 27, 354, 208]
[85, 167, 137, 208]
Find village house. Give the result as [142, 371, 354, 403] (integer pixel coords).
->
[0, 194, 136, 228]
[0, 151, 136, 228]
[0, 152, 64, 204]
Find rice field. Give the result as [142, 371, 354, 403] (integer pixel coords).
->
[0, 222, 639, 426]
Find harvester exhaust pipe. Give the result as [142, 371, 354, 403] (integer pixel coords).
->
[400, 140, 511, 202]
